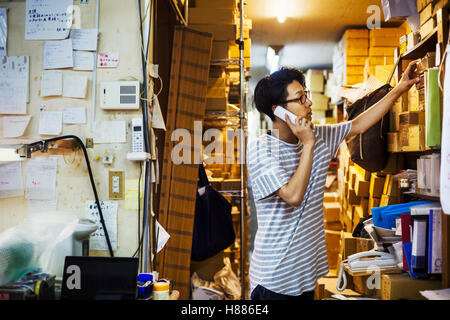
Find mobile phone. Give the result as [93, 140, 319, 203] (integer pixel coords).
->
[274, 106, 300, 124]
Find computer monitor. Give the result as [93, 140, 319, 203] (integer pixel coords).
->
[61, 256, 139, 300]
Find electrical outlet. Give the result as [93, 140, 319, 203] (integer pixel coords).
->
[108, 171, 124, 200]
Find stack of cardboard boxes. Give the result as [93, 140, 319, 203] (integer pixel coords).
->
[305, 69, 331, 123]
[333, 29, 370, 86]
[190, 0, 252, 112]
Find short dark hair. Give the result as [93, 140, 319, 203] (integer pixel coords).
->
[253, 67, 306, 121]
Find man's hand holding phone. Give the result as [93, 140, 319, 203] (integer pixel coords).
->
[285, 114, 316, 147]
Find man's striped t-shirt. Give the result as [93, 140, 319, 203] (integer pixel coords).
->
[247, 121, 352, 296]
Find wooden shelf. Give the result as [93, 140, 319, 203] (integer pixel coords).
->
[401, 27, 438, 60]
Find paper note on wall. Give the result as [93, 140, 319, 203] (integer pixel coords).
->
[124, 179, 142, 210]
[73, 50, 94, 71]
[94, 121, 126, 143]
[39, 110, 62, 135]
[97, 52, 119, 68]
[28, 193, 57, 214]
[25, 0, 73, 40]
[25, 157, 57, 200]
[63, 107, 86, 124]
[43, 39, 73, 69]
[441, 44, 450, 214]
[0, 8, 7, 56]
[3, 115, 31, 138]
[0, 56, 29, 114]
[62, 74, 88, 98]
[70, 28, 98, 51]
[151, 95, 166, 130]
[41, 70, 62, 96]
[0, 161, 24, 199]
[156, 220, 170, 253]
[85, 200, 117, 251]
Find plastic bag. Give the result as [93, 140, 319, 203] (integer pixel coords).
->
[0, 211, 78, 285]
[213, 257, 241, 300]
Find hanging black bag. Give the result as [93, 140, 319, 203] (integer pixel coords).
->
[191, 163, 235, 261]
[345, 59, 400, 172]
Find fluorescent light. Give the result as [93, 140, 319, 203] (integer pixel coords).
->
[278, 0, 287, 23]
[0, 147, 24, 162]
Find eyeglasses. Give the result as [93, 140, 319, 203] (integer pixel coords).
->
[280, 91, 311, 105]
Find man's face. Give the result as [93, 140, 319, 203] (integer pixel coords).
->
[284, 80, 313, 121]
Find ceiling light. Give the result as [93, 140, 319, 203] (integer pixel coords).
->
[277, 0, 287, 23]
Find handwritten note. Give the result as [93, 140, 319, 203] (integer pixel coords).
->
[441, 44, 450, 214]
[70, 28, 98, 51]
[3, 115, 31, 138]
[39, 110, 62, 135]
[43, 39, 73, 69]
[0, 162, 24, 199]
[73, 50, 94, 71]
[62, 74, 88, 98]
[97, 52, 119, 68]
[94, 121, 126, 143]
[41, 70, 62, 96]
[85, 200, 117, 251]
[63, 107, 86, 124]
[25, 0, 73, 40]
[25, 157, 57, 200]
[0, 56, 29, 114]
[0, 8, 7, 56]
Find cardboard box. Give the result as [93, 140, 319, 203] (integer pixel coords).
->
[352, 275, 382, 297]
[207, 86, 227, 98]
[369, 173, 385, 198]
[317, 277, 361, 300]
[368, 196, 381, 213]
[387, 132, 401, 152]
[325, 230, 341, 252]
[368, 56, 395, 65]
[212, 40, 230, 59]
[345, 38, 369, 48]
[345, 47, 369, 56]
[325, 220, 343, 231]
[346, 66, 365, 75]
[206, 97, 228, 111]
[343, 29, 369, 39]
[345, 208, 353, 233]
[353, 205, 364, 228]
[354, 178, 370, 197]
[369, 46, 397, 57]
[381, 273, 442, 300]
[347, 56, 368, 66]
[189, 8, 237, 25]
[305, 69, 325, 92]
[420, 3, 434, 25]
[360, 198, 369, 216]
[191, 24, 236, 41]
[195, 0, 237, 9]
[399, 111, 425, 125]
[370, 35, 402, 47]
[348, 187, 361, 205]
[401, 125, 426, 151]
[324, 192, 339, 202]
[323, 202, 341, 222]
[420, 16, 437, 39]
[369, 28, 405, 39]
[408, 85, 420, 111]
[345, 74, 365, 85]
[417, 52, 436, 73]
[407, 31, 421, 51]
[417, 0, 435, 12]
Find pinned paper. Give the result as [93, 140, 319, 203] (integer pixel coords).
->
[97, 52, 119, 68]
[441, 44, 450, 214]
[39, 110, 62, 135]
[63, 74, 88, 98]
[0, 56, 29, 114]
[28, 194, 57, 214]
[124, 179, 142, 210]
[94, 121, 126, 143]
[63, 107, 86, 124]
[25, 0, 73, 40]
[70, 28, 98, 51]
[41, 70, 62, 96]
[85, 200, 118, 251]
[156, 220, 170, 253]
[0, 8, 7, 56]
[0, 161, 24, 199]
[43, 39, 74, 69]
[151, 96, 166, 130]
[25, 157, 57, 201]
[149, 64, 159, 78]
[3, 115, 31, 138]
[73, 50, 94, 71]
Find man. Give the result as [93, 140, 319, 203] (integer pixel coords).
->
[247, 62, 419, 300]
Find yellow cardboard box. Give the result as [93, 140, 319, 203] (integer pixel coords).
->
[191, 24, 236, 41]
[189, 8, 237, 25]
[212, 40, 231, 59]
[369, 46, 397, 57]
[195, 0, 238, 9]
[323, 202, 341, 222]
[387, 132, 401, 152]
[381, 273, 442, 300]
[343, 29, 369, 39]
[369, 173, 385, 198]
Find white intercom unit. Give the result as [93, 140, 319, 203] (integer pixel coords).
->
[100, 81, 140, 110]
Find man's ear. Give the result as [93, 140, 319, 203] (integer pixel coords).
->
[271, 105, 277, 113]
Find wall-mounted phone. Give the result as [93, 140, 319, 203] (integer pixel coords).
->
[273, 106, 299, 124]
[336, 250, 398, 292]
[126, 118, 151, 162]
